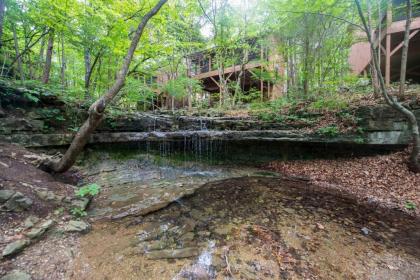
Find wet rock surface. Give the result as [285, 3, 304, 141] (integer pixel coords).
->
[136, 218, 199, 260]
[2, 147, 419, 279]
[72, 175, 420, 280]
[82, 152, 260, 220]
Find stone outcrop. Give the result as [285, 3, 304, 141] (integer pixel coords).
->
[1, 103, 419, 147]
[0, 128, 411, 147]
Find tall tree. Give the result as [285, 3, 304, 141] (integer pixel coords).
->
[41, 0, 168, 173]
[0, 0, 5, 49]
[42, 29, 54, 84]
[12, 24, 24, 81]
[355, 0, 419, 172]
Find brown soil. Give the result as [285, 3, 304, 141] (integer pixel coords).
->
[0, 143, 77, 220]
[0, 142, 80, 278]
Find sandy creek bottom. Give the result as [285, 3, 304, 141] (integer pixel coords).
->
[69, 150, 420, 280]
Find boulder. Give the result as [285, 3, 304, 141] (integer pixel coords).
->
[24, 220, 54, 239]
[0, 190, 15, 203]
[22, 216, 40, 229]
[2, 239, 30, 257]
[0, 270, 31, 280]
[36, 189, 64, 204]
[2, 192, 33, 211]
[64, 220, 91, 233]
[70, 197, 90, 211]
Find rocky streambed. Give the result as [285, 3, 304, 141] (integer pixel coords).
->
[67, 149, 420, 280]
[1, 146, 419, 280]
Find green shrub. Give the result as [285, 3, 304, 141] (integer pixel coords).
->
[70, 207, 87, 218]
[317, 125, 339, 137]
[309, 98, 348, 111]
[76, 183, 100, 198]
[404, 201, 416, 210]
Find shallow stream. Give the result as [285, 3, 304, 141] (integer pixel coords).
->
[70, 148, 420, 280]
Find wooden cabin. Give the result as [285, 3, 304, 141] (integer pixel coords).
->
[349, 0, 420, 84]
[155, 35, 285, 109]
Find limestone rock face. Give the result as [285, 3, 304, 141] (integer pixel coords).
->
[0, 104, 419, 147]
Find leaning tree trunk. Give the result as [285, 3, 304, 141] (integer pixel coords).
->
[41, 0, 168, 173]
[355, 0, 419, 172]
[42, 30, 54, 84]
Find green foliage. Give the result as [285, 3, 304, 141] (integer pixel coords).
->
[163, 76, 202, 99]
[38, 108, 65, 121]
[354, 136, 365, 144]
[309, 98, 349, 111]
[23, 91, 40, 103]
[404, 201, 416, 210]
[256, 111, 284, 122]
[70, 207, 87, 218]
[0, 0, 388, 115]
[317, 125, 339, 137]
[76, 183, 100, 198]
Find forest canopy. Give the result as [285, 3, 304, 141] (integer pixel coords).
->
[0, 0, 379, 110]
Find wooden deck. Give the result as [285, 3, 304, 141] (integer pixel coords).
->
[349, 10, 420, 84]
[191, 61, 263, 80]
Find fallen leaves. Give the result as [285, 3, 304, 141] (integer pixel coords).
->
[266, 149, 420, 216]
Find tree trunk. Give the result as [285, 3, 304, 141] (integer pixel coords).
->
[355, 0, 419, 172]
[185, 57, 193, 111]
[42, 30, 54, 84]
[40, 0, 168, 173]
[38, 34, 46, 79]
[12, 24, 24, 81]
[233, 47, 248, 105]
[302, 14, 311, 98]
[399, 0, 411, 97]
[60, 35, 66, 89]
[84, 48, 91, 99]
[367, 0, 380, 96]
[0, 0, 5, 49]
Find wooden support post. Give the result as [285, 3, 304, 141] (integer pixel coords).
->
[385, 0, 392, 87]
[390, 30, 419, 56]
[208, 56, 212, 72]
